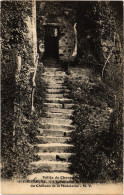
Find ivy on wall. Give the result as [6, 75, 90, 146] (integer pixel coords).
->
[1, 1, 38, 179]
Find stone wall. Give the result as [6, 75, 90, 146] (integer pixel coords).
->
[37, 2, 76, 61]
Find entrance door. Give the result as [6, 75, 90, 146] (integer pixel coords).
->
[45, 26, 59, 59]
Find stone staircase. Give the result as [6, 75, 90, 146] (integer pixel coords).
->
[28, 66, 75, 183]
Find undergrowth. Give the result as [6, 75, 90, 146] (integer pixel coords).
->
[2, 64, 46, 179]
[65, 67, 122, 183]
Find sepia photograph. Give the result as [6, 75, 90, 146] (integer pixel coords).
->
[1, 0, 123, 194]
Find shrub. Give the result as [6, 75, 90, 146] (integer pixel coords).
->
[65, 68, 122, 182]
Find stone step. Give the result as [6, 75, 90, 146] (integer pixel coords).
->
[45, 80, 64, 84]
[45, 108, 74, 114]
[38, 129, 74, 137]
[27, 172, 74, 181]
[43, 75, 64, 80]
[31, 161, 70, 172]
[45, 112, 72, 119]
[44, 103, 74, 109]
[39, 122, 75, 130]
[37, 153, 72, 161]
[46, 94, 64, 98]
[46, 89, 69, 94]
[36, 143, 73, 153]
[44, 103, 62, 108]
[43, 72, 65, 77]
[36, 135, 71, 144]
[40, 118, 73, 126]
[44, 68, 61, 71]
[46, 98, 72, 104]
[43, 75, 65, 80]
[64, 104, 75, 109]
[47, 85, 67, 89]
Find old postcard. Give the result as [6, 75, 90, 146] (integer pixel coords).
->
[1, 0, 123, 194]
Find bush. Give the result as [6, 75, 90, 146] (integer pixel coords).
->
[65, 68, 122, 182]
[1, 64, 46, 179]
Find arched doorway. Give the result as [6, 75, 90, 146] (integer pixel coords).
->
[44, 25, 59, 59]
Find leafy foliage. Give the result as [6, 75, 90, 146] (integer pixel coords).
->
[65, 67, 122, 182]
[1, 2, 32, 49]
[2, 64, 46, 179]
[73, 3, 123, 182]
[1, 1, 42, 179]
[77, 1, 122, 70]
